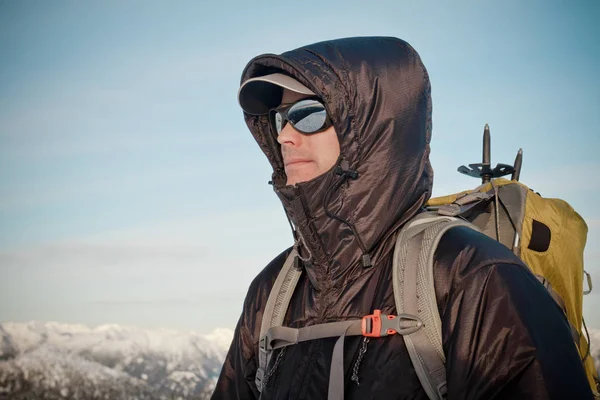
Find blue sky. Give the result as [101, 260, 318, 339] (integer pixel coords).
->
[1, 1, 599, 333]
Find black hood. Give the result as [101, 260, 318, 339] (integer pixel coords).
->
[240, 36, 433, 287]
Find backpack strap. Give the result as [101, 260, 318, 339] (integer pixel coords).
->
[393, 212, 477, 400]
[260, 312, 422, 399]
[256, 249, 301, 392]
[255, 247, 424, 399]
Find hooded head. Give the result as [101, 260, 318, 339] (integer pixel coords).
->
[239, 78, 341, 186]
[239, 36, 433, 285]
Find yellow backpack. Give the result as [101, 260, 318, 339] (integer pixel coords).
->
[426, 125, 599, 396]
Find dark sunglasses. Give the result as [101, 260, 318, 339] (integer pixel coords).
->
[270, 98, 332, 135]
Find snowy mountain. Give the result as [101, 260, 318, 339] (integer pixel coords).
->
[0, 322, 233, 399]
[590, 328, 600, 374]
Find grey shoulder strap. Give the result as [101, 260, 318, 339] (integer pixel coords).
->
[393, 212, 476, 400]
[256, 249, 301, 392]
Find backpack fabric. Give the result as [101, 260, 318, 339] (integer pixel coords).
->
[426, 178, 599, 396]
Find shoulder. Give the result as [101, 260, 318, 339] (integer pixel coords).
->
[246, 246, 294, 300]
[436, 227, 591, 398]
[435, 224, 526, 279]
[241, 247, 294, 327]
[237, 247, 294, 347]
[433, 224, 568, 334]
[432, 224, 537, 308]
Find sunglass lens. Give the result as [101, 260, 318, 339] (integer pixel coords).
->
[288, 100, 327, 134]
[274, 112, 284, 133]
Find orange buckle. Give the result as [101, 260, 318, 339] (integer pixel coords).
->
[361, 309, 398, 337]
[361, 309, 423, 337]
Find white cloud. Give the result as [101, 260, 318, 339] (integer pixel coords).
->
[1, 205, 291, 270]
[587, 218, 600, 229]
[0, 207, 291, 328]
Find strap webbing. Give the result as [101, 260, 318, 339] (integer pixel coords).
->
[394, 212, 475, 400]
[262, 320, 362, 399]
[256, 249, 300, 392]
[329, 325, 354, 400]
[264, 321, 362, 350]
[262, 314, 421, 399]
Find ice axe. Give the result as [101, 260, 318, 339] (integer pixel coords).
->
[458, 124, 522, 183]
[511, 148, 523, 181]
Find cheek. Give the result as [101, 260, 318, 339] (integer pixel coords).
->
[320, 135, 341, 166]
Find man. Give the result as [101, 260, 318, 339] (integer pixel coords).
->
[212, 37, 593, 399]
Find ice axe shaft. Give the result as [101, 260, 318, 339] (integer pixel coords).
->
[482, 124, 491, 183]
[511, 148, 523, 181]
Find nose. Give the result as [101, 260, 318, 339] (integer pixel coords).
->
[277, 122, 303, 147]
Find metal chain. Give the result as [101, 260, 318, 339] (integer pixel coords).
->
[351, 337, 370, 385]
[293, 229, 313, 263]
[262, 347, 286, 388]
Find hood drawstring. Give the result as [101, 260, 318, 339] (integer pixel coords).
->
[323, 161, 373, 268]
[272, 162, 372, 269]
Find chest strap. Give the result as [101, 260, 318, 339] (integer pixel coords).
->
[260, 310, 423, 399]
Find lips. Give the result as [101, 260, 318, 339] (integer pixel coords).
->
[284, 157, 312, 167]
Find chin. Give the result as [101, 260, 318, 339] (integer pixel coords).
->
[287, 174, 319, 186]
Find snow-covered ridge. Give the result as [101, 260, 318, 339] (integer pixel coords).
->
[0, 321, 233, 399]
[1, 321, 233, 360]
[589, 328, 600, 373]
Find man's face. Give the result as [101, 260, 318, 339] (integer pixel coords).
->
[276, 90, 340, 186]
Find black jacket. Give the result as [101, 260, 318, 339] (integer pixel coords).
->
[213, 36, 592, 399]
